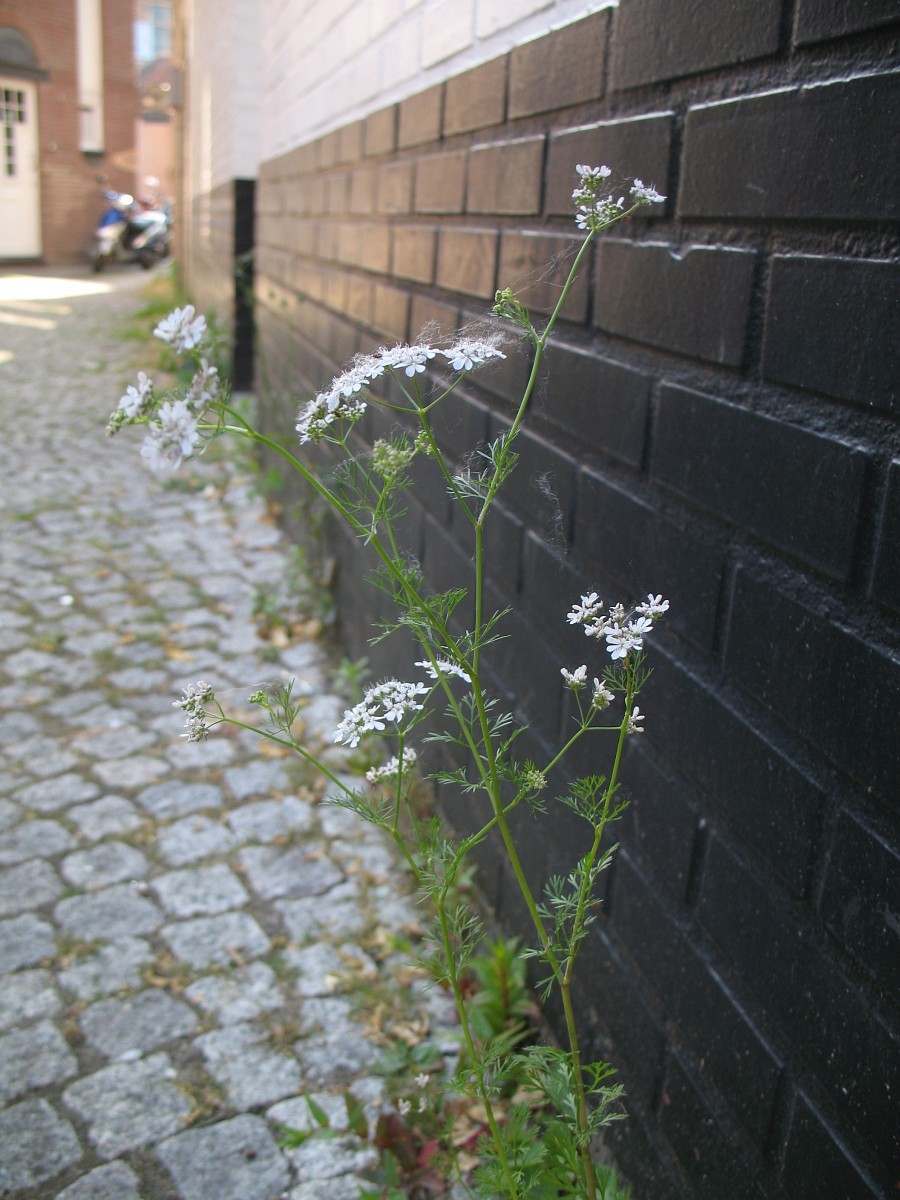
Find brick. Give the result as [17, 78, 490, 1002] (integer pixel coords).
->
[872, 461, 900, 612]
[345, 274, 372, 325]
[498, 231, 589, 322]
[680, 74, 900, 222]
[370, 282, 409, 341]
[414, 151, 467, 214]
[519, 532, 581, 640]
[650, 654, 823, 896]
[436, 228, 498, 299]
[409, 294, 459, 343]
[652, 384, 870, 580]
[594, 240, 754, 365]
[509, 11, 607, 118]
[444, 56, 506, 136]
[794, 0, 900, 45]
[325, 171, 350, 215]
[421, 0, 474, 67]
[537, 341, 650, 468]
[364, 106, 396, 157]
[349, 165, 378, 214]
[492, 424, 576, 540]
[782, 1093, 881, 1200]
[613, 856, 782, 1147]
[376, 161, 413, 214]
[318, 130, 340, 169]
[697, 835, 897, 1177]
[820, 811, 899, 995]
[336, 221, 361, 267]
[466, 136, 544, 215]
[726, 572, 899, 804]
[574, 471, 724, 652]
[659, 1053, 767, 1200]
[391, 226, 436, 284]
[337, 119, 363, 164]
[579, 926, 666, 1106]
[618, 746, 697, 902]
[481, 501, 524, 603]
[546, 114, 673, 215]
[762, 255, 899, 415]
[611, 0, 781, 89]
[398, 84, 443, 149]
[356, 224, 391, 275]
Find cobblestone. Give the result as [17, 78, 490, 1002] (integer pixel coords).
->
[0, 269, 456, 1198]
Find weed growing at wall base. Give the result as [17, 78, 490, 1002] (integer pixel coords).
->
[109, 169, 666, 1200]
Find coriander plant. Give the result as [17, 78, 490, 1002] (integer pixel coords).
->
[108, 167, 667, 1200]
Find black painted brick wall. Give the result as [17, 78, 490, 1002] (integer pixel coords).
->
[228, 4, 899, 1197]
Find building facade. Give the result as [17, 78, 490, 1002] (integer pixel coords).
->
[180, 3, 900, 1198]
[0, 0, 135, 263]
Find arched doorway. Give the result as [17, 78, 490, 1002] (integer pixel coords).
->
[0, 27, 46, 259]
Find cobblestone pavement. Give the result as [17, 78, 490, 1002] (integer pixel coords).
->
[0, 268, 456, 1199]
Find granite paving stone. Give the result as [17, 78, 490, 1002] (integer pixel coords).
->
[0, 968, 60, 1029]
[157, 1114, 290, 1200]
[239, 845, 344, 900]
[57, 937, 155, 1000]
[0, 1019, 78, 1102]
[0, 858, 62, 915]
[79, 988, 199, 1058]
[185, 961, 284, 1024]
[0, 1099, 83, 1192]
[0, 912, 57, 971]
[54, 1161, 143, 1200]
[0, 270, 458, 1199]
[54, 883, 164, 940]
[60, 841, 150, 890]
[194, 1022, 304, 1107]
[151, 862, 249, 916]
[157, 813, 239, 864]
[67, 795, 143, 840]
[63, 1053, 194, 1159]
[161, 910, 271, 968]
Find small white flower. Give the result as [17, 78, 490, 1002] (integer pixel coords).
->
[567, 592, 603, 626]
[635, 594, 670, 619]
[117, 371, 153, 419]
[592, 679, 615, 709]
[442, 337, 506, 373]
[576, 164, 611, 181]
[140, 400, 200, 470]
[630, 179, 666, 205]
[333, 679, 428, 747]
[627, 706, 645, 735]
[153, 305, 207, 353]
[414, 1072, 430, 1089]
[391, 344, 437, 377]
[184, 359, 219, 413]
[416, 658, 472, 684]
[366, 748, 418, 784]
[605, 626, 639, 661]
[561, 665, 588, 689]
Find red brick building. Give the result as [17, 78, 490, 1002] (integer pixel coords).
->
[0, 0, 135, 263]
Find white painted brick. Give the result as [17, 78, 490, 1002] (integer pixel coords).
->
[422, 0, 474, 68]
[475, 0, 553, 39]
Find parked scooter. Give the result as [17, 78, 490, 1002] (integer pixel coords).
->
[88, 189, 172, 273]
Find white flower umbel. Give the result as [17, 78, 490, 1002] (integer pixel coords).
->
[296, 389, 366, 445]
[153, 305, 207, 353]
[334, 679, 429, 748]
[568, 591, 669, 663]
[184, 359, 219, 413]
[567, 592, 604, 627]
[635, 594, 670, 619]
[627, 706, 645, 735]
[573, 164, 665, 232]
[117, 371, 153, 419]
[592, 679, 615, 710]
[366, 747, 418, 784]
[174, 681, 216, 742]
[630, 179, 666, 205]
[140, 400, 200, 471]
[561, 665, 588, 689]
[417, 657, 472, 684]
[441, 337, 507, 373]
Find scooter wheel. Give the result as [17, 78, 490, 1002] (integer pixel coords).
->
[91, 256, 104, 274]
[138, 254, 154, 271]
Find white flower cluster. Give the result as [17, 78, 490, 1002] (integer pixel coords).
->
[140, 400, 201, 471]
[174, 680, 215, 742]
[297, 337, 506, 444]
[415, 657, 472, 684]
[117, 371, 153, 420]
[566, 592, 669, 662]
[334, 679, 430, 748]
[154, 305, 207, 353]
[184, 358, 219, 411]
[560, 665, 615, 710]
[366, 747, 418, 784]
[572, 164, 666, 231]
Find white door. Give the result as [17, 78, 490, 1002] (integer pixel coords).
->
[0, 78, 41, 258]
